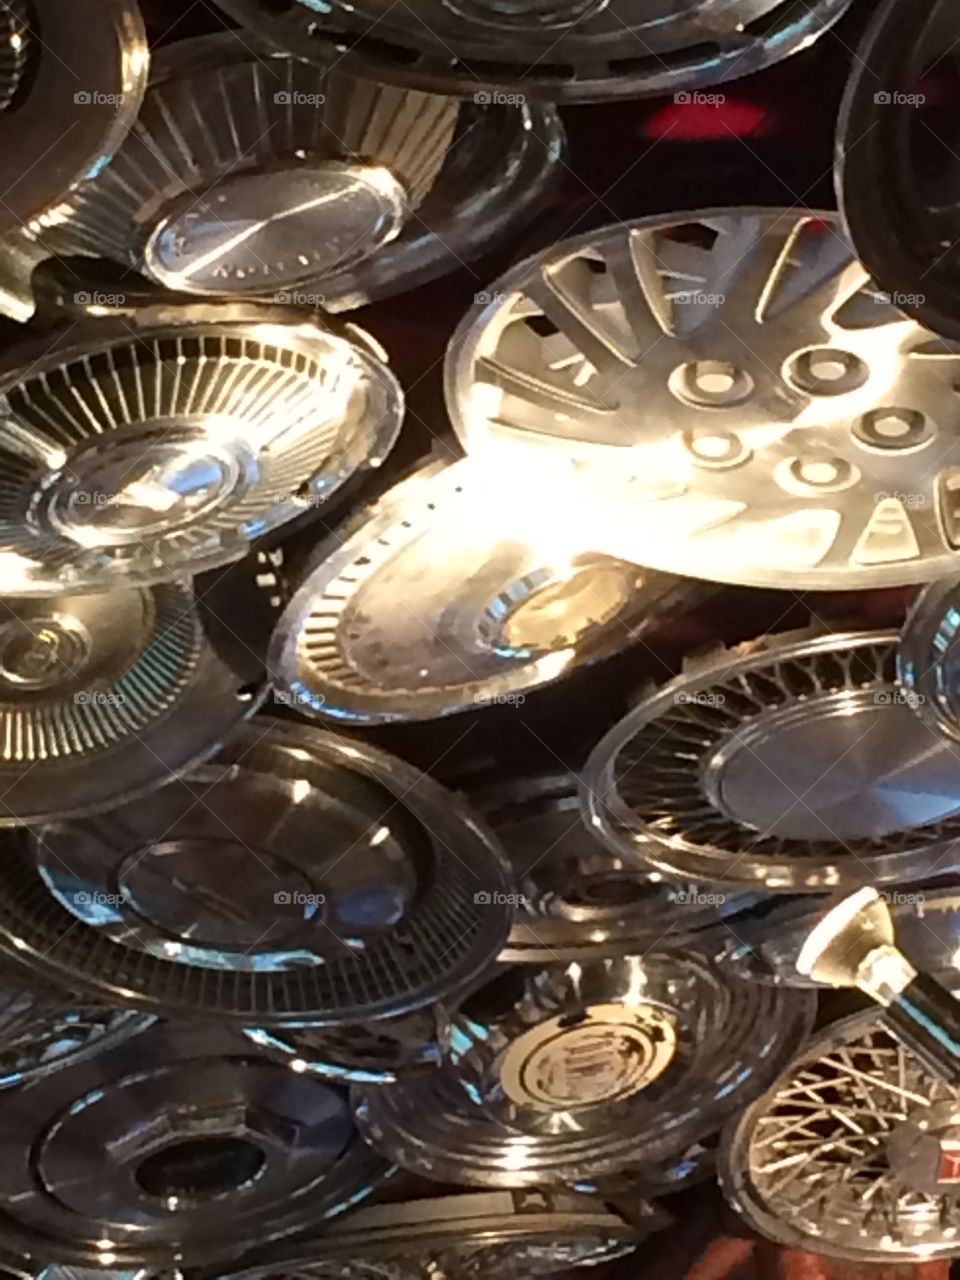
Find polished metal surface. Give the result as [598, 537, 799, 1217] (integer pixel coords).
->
[244, 1006, 450, 1085]
[0, 577, 266, 824]
[720, 885, 960, 986]
[0, 719, 512, 1024]
[28, 31, 563, 313]
[0, 0, 147, 232]
[447, 208, 960, 590]
[0, 1023, 388, 1268]
[583, 629, 960, 892]
[270, 457, 692, 724]
[0, 2, 31, 112]
[145, 163, 409, 293]
[214, 0, 851, 102]
[228, 1189, 639, 1279]
[0, 301, 402, 595]
[473, 772, 754, 963]
[837, 0, 960, 340]
[354, 951, 815, 1184]
[0, 980, 152, 1089]
[900, 575, 960, 745]
[720, 1006, 960, 1261]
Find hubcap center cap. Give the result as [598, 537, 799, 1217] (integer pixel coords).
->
[499, 1003, 677, 1109]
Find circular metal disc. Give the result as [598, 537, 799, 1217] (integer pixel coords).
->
[32, 31, 563, 312]
[270, 457, 694, 724]
[0, 302, 402, 595]
[446, 207, 960, 591]
[229, 1189, 638, 1279]
[837, 0, 960, 341]
[899, 575, 960, 744]
[0, 575, 266, 824]
[0, 1023, 388, 1269]
[0, 719, 512, 1024]
[243, 1007, 450, 1085]
[355, 952, 814, 1184]
[583, 628, 960, 893]
[472, 772, 756, 963]
[213, 0, 851, 103]
[720, 1006, 960, 1262]
[0, 0, 147, 232]
[0, 980, 152, 1089]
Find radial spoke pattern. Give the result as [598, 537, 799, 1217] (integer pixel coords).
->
[0, 322, 399, 592]
[41, 37, 458, 277]
[736, 1020, 960, 1257]
[584, 630, 960, 890]
[450, 210, 960, 589]
[0, 587, 201, 765]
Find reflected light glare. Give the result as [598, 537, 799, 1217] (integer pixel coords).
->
[291, 779, 311, 805]
[0, 551, 37, 587]
[501, 1144, 532, 1171]
[369, 825, 391, 846]
[464, 381, 504, 436]
[534, 648, 576, 682]
[290, 1058, 308, 1073]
